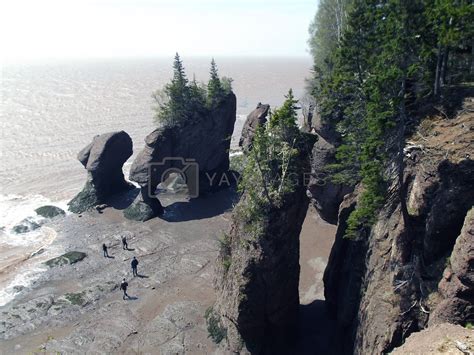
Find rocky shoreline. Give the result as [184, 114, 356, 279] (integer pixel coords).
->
[0, 188, 338, 354]
[0, 190, 235, 353]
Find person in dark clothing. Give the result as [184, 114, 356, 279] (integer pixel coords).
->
[131, 256, 139, 277]
[122, 236, 128, 250]
[102, 243, 109, 257]
[120, 278, 129, 300]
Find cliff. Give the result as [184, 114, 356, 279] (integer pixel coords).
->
[213, 132, 316, 353]
[324, 99, 474, 354]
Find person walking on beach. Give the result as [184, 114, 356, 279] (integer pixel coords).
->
[102, 243, 109, 258]
[131, 256, 139, 277]
[120, 278, 129, 300]
[122, 236, 128, 250]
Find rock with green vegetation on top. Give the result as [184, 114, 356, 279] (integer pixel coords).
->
[44, 251, 87, 268]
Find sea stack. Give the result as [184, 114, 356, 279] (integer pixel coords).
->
[239, 103, 270, 152]
[124, 92, 237, 221]
[68, 131, 133, 213]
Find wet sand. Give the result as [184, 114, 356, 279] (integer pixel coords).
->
[0, 190, 336, 354]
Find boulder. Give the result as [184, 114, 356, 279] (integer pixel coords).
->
[44, 251, 87, 268]
[239, 103, 270, 151]
[35, 205, 65, 219]
[124, 93, 236, 221]
[12, 217, 42, 234]
[307, 134, 353, 224]
[68, 131, 133, 213]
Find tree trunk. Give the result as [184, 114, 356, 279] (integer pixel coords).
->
[398, 79, 410, 227]
[470, 41, 474, 75]
[434, 43, 443, 96]
[441, 47, 450, 86]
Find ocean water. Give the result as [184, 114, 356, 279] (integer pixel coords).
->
[0, 57, 311, 304]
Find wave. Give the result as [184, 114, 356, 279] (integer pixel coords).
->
[0, 193, 69, 246]
[0, 227, 59, 307]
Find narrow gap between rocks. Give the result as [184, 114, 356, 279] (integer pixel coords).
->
[294, 204, 338, 354]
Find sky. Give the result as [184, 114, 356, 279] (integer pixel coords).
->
[0, 0, 318, 63]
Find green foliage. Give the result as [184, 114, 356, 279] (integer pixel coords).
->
[218, 233, 232, 273]
[64, 292, 86, 306]
[308, 0, 352, 96]
[236, 90, 304, 239]
[153, 54, 233, 126]
[308, 0, 473, 237]
[207, 58, 225, 108]
[229, 153, 246, 175]
[205, 307, 227, 344]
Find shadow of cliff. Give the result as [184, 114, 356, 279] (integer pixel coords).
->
[290, 300, 339, 355]
[105, 187, 139, 210]
[160, 187, 239, 222]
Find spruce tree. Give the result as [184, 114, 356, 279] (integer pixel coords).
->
[207, 58, 225, 108]
[269, 89, 299, 131]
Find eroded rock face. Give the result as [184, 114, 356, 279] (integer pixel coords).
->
[124, 93, 237, 221]
[307, 134, 353, 224]
[323, 111, 474, 355]
[69, 131, 133, 213]
[238, 103, 270, 151]
[430, 207, 474, 326]
[213, 133, 316, 354]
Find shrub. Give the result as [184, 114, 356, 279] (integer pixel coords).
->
[205, 307, 227, 344]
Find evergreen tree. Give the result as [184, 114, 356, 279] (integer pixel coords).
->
[308, 0, 472, 237]
[207, 58, 225, 108]
[269, 89, 298, 134]
[238, 92, 303, 223]
[153, 55, 233, 126]
[307, 0, 352, 96]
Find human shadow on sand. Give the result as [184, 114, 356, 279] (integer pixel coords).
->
[160, 188, 239, 222]
[136, 274, 149, 278]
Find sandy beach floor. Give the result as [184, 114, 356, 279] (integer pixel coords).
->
[0, 189, 336, 354]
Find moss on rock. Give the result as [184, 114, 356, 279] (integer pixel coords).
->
[44, 251, 87, 268]
[123, 200, 156, 221]
[35, 205, 66, 218]
[68, 179, 100, 214]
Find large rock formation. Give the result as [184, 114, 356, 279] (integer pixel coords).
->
[213, 133, 316, 354]
[429, 207, 474, 326]
[323, 109, 474, 354]
[307, 134, 353, 224]
[239, 103, 270, 151]
[68, 131, 133, 213]
[124, 93, 237, 221]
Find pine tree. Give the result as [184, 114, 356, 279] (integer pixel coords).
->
[269, 89, 299, 131]
[207, 58, 225, 108]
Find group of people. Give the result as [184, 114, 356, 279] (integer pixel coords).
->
[101, 235, 140, 300]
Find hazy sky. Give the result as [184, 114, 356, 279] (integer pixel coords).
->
[0, 0, 317, 63]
